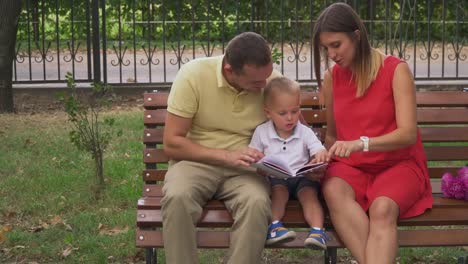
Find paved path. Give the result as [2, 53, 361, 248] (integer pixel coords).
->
[13, 47, 468, 86]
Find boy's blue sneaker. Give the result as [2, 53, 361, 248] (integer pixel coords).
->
[304, 228, 328, 249]
[265, 221, 296, 245]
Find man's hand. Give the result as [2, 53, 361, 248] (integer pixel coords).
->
[224, 147, 264, 168]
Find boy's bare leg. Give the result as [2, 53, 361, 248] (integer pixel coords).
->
[297, 186, 324, 228]
[271, 185, 289, 221]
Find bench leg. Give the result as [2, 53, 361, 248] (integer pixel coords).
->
[145, 248, 157, 264]
[324, 248, 337, 264]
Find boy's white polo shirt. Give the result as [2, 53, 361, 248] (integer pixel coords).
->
[249, 120, 325, 175]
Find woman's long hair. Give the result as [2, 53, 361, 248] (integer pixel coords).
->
[313, 3, 383, 97]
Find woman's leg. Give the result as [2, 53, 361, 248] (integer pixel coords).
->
[297, 186, 324, 228]
[365, 161, 424, 263]
[322, 177, 369, 264]
[271, 185, 289, 221]
[366, 197, 399, 263]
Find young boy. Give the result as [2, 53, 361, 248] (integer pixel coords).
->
[249, 77, 329, 249]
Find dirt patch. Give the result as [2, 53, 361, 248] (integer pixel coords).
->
[11, 89, 145, 114]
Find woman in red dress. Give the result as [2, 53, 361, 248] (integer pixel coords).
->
[312, 3, 433, 263]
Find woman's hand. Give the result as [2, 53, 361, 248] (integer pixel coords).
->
[328, 140, 363, 159]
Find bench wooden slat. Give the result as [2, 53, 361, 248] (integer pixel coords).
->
[143, 128, 164, 144]
[416, 91, 468, 107]
[143, 92, 468, 109]
[144, 93, 169, 109]
[142, 169, 165, 181]
[141, 167, 463, 182]
[144, 109, 468, 126]
[300, 92, 322, 107]
[137, 205, 468, 228]
[139, 180, 439, 196]
[417, 109, 468, 124]
[143, 92, 324, 109]
[138, 194, 468, 210]
[144, 110, 166, 126]
[138, 127, 323, 145]
[135, 228, 468, 248]
[136, 229, 468, 248]
[143, 147, 468, 164]
[142, 127, 468, 145]
[419, 127, 468, 142]
[424, 146, 468, 161]
[144, 149, 168, 163]
[143, 146, 468, 164]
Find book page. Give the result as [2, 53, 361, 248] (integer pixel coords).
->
[260, 155, 295, 176]
[251, 162, 290, 179]
[295, 162, 328, 175]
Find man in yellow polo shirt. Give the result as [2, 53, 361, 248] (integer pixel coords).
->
[162, 32, 281, 264]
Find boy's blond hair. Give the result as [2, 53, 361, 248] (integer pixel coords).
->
[264, 77, 300, 106]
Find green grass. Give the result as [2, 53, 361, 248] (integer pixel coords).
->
[0, 110, 466, 263]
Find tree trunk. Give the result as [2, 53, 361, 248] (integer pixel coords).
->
[0, 0, 22, 113]
[95, 149, 105, 187]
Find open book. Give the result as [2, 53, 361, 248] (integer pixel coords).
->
[251, 155, 328, 179]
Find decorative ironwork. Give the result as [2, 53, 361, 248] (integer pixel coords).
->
[34, 41, 53, 63]
[169, 44, 189, 65]
[420, 41, 439, 61]
[287, 42, 306, 63]
[64, 41, 84, 63]
[389, 0, 416, 61]
[111, 44, 130, 67]
[140, 44, 160, 66]
[15, 42, 26, 63]
[201, 42, 216, 57]
[448, 40, 467, 62]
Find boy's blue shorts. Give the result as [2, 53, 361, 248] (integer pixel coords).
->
[269, 177, 320, 200]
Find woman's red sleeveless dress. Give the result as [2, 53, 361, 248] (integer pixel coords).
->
[324, 56, 433, 219]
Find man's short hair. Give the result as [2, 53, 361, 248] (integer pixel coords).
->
[224, 32, 272, 74]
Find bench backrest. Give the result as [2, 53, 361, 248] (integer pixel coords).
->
[142, 91, 468, 194]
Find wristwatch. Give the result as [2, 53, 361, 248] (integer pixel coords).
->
[360, 136, 369, 152]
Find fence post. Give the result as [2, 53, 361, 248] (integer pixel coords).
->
[91, 0, 101, 82]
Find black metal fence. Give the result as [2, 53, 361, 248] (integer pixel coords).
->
[13, 0, 468, 86]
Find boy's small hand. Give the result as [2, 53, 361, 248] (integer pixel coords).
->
[309, 149, 329, 164]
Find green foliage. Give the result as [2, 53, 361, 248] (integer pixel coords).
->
[271, 47, 282, 65]
[58, 72, 122, 194]
[16, 0, 467, 51]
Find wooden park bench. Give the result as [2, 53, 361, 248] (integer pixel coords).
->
[136, 89, 468, 264]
